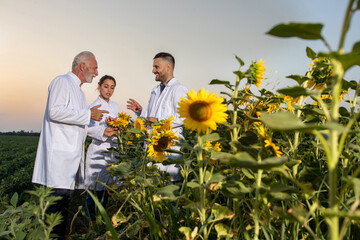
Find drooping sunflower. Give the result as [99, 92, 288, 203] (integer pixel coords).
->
[178, 89, 228, 134]
[305, 57, 333, 90]
[248, 59, 265, 88]
[147, 130, 180, 162]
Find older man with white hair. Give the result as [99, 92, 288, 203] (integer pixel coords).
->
[32, 51, 116, 239]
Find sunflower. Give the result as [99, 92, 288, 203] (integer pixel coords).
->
[133, 117, 147, 138]
[248, 59, 265, 88]
[178, 89, 228, 134]
[147, 130, 180, 162]
[283, 96, 299, 112]
[264, 138, 283, 157]
[205, 141, 222, 152]
[305, 57, 333, 90]
[107, 112, 132, 128]
[151, 116, 174, 136]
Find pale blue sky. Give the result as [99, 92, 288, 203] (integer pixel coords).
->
[0, 0, 359, 132]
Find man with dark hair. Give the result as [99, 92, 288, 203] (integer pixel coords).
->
[127, 52, 188, 181]
[32, 51, 116, 239]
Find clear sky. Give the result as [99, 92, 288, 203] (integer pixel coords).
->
[0, 0, 359, 132]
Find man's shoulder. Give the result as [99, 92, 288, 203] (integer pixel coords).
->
[171, 82, 188, 94]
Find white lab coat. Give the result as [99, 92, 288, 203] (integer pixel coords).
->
[139, 78, 188, 181]
[32, 72, 101, 189]
[84, 96, 119, 191]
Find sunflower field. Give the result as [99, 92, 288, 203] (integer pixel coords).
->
[84, 1, 360, 239]
[1, 0, 360, 239]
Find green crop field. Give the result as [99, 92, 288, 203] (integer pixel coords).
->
[0, 135, 38, 200]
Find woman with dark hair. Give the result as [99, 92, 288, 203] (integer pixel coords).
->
[84, 75, 119, 226]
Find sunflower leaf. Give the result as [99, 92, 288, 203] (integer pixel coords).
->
[319, 52, 360, 71]
[201, 133, 220, 142]
[235, 55, 245, 66]
[155, 184, 180, 201]
[214, 152, 287, 170]
[277, 86, 310, 98]
[261, 112, 306, 130]
[306, 46, 317, 59]
[286, 75, 310, 85]
[353, 41, 360, 53]
[267, 22, 323, 40]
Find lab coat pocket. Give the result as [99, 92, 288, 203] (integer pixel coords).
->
[53, 127, 78, 152]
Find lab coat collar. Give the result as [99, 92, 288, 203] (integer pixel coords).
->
[67, 72, 82, 87]
[159, 77, 177, 89]
[97, 95, 111, 105]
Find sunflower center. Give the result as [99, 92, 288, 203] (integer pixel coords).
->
[189, 101, 212, 122]
[154, 136, 169, 152]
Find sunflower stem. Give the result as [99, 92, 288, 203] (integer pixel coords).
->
[197, 134, 208, 239]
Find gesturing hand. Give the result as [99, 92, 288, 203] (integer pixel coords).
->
[90, 104, 109, 121]
[126, 98, 142, 114]
[103, 126, 118, 137]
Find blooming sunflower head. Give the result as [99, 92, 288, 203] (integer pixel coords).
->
[147, 130, 180, 162]
[178, 89, 228, 134]
[107, 112, 132, 129]
[151, 116, 174, 136]
[133, 117, 147, 137]
[264, 138, 283, 157]
[248, 59, 265, 89]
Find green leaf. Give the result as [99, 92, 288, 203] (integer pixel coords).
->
[129, 128, 143, 134]
[286, 75, 310, 85]
[10, 192, 18, 208]
[214, 152, 287, 170]
[201, 132, 220, 142]
[156, 184, 180, 201]
[209, 79, 231, 86]
[261, 112, 306, 130]
[87, 190, 119, 240]
[215, 223, 234, 238]
[239, 131, 259, 146]
[269, 192, 292, 201]
[211, 204, 235, 222]
[306, 46, 317, 59]
[235, 55, 245, 66]
[187, 181, 200, 189]
[277, 86, 310, 98]
[270, 182, 298, 193]
[233, 70, 245, 79]
[107, 162, 132, 177]
[319, 52, 360, 71]
[267, 22, 323, 40]
[353, 41, 360, 53]
[207, 172, 225, 184]
[352, 178, 360, 199]
[221, 181, 252, 199]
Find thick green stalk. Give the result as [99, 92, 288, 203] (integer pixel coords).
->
[232, 74, 241, 143]
[338, 0, 355, 54]
[254, 156, 263, 240]
[197, 134, 208, 239]
[327, 58, 344, 240]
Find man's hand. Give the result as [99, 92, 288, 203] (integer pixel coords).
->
[127, 99, 142, 114]
[90, 105, 109, 121]
[103, 126, 118, 137]
[105, 116, 116, 124]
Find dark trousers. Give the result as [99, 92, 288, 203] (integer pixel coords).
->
[85, 190, 109, 221]
[46, 188, 74, 239]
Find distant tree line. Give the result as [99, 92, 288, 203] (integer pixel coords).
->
[0, 130, 40, 136]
